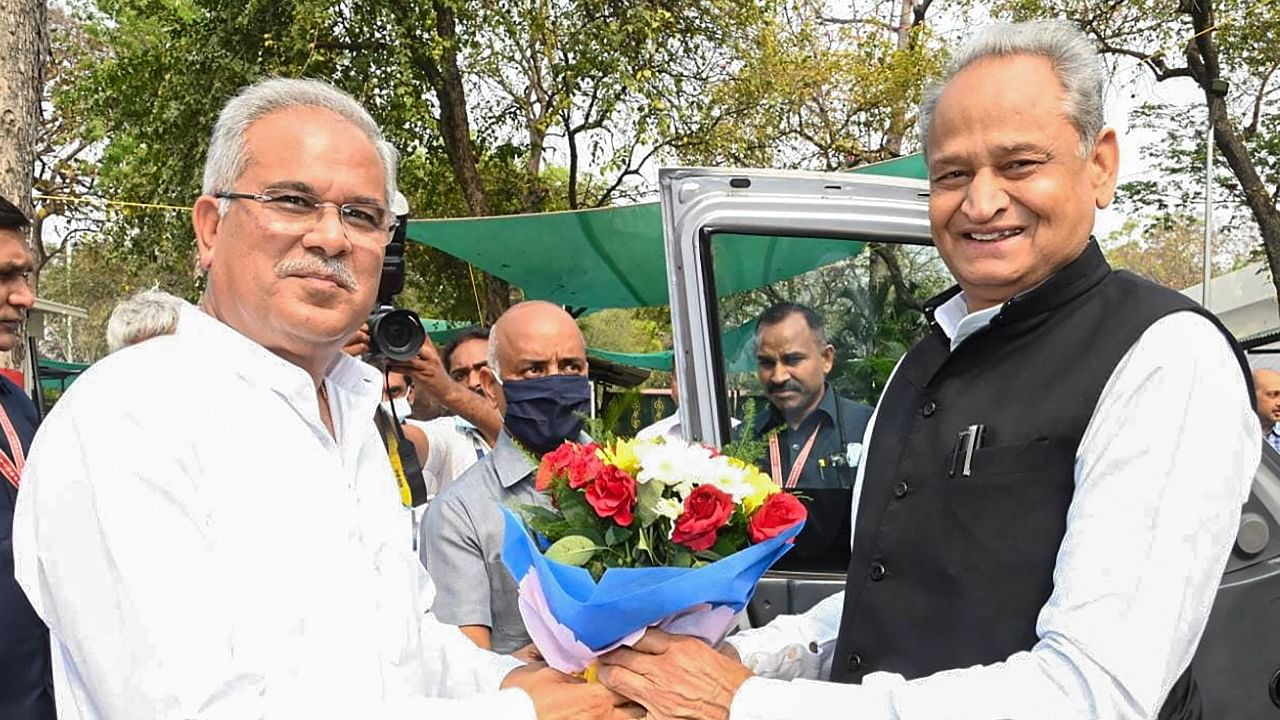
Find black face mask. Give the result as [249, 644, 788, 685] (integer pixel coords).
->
[501, 374, 591, 454]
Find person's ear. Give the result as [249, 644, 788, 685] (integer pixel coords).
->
[193, 195, 223, 272]
[480, 366, 503, 407]
[1088, 128, 1120, 209]
[821, 344, 835, 375]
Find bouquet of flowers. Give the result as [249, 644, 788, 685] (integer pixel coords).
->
[501, 436, 806, 673]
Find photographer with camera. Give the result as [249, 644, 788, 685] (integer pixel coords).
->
[345, 193, 502, 513]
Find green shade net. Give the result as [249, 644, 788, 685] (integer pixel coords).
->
[408, 207, 863, 309]
[405, 154, 925, 310]
[38, 358, 90, 391]
[848, 153, 927, 179]
[422, 318, 478, 344]
[588, 321, 759, 374]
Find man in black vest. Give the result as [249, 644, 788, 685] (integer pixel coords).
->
[0, 196, 52, 720]
[599, 19, 1258, 720]
[751, 303, 872, 572]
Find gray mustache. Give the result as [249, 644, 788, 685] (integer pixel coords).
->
[275, 255, 358, 291]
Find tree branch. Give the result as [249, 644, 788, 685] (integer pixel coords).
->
[818, 15, 896, 32]
[870, 244, 925, 312]
[1247, 59, 1280, 137]
[1095, 40, 1194, 81]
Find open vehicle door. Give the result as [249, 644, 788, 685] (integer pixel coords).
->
[660, 166, 1280, 719]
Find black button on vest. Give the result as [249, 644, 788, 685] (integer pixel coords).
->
[827, 241, 1250, 720]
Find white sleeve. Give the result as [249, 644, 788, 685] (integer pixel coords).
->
[723, 591, 845, 680]
[13, 405, 535, 720]
[729, 312, 1259, 720]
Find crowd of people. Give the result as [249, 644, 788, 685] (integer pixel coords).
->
[0, 17, 1265, 720]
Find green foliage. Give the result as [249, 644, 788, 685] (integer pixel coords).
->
[583, 389, 642, 445]
[721, 398, 770, 466]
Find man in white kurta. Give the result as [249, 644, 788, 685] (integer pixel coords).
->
[11, 78, 628, 720]
[14, 304, 535, 718]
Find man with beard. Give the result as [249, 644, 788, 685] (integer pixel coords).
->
[751, 302, 872, 572]
[423, 301, 591, 653]
[12, 78, 631, 720]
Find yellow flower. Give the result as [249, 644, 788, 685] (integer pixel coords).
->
[600, 438, 642, 475]
[743, 469, 781, 514]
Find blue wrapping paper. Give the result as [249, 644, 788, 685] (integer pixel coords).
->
[500, 507, 803, 653]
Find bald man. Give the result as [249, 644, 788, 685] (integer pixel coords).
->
[421, 302, 591, 652]
[1253, 368, 1280, 453]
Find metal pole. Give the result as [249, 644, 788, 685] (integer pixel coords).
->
[1202, 105, 1215, 308]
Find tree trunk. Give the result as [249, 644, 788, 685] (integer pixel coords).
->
[409, 0, 512, 324]
[0, 0, 46, 218]
[0, 0, 47, 375]
[1184, 0, 1280, 317]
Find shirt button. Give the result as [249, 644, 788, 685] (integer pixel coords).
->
[846, 653, 863, 672]
[893, 482, 909, 499]
[869, 562, 886, 581]
[920, 400, 937, 417]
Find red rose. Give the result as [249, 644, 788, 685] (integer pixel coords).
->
[535, 442, 578, 491]
[671, 484, 735, 552]
[566, 444, 605, 490]
[584, 465, 637, 526]
[747, 492, 807, 544]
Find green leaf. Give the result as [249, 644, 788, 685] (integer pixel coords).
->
[555, 483, 602, 533]
[670, 549, 695, 568]
[544, 535, 598, 566]
[605, 525, 634, 547]
[635, 480, 665, 527]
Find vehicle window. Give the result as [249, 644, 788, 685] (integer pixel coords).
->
[703, 232, 947, 571]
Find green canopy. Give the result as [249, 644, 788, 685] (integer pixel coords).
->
[588, 321, 759, 374]
[38, 358, 90, 392]
[422, 318, 478, 344]
[405, 154, 927, 310]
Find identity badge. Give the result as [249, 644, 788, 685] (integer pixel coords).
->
[846, 442, 863, 468]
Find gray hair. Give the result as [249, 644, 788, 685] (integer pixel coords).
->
[106, 289, 184, 353]
[918, 20, 1105, 157]
[202, 78, 399, 210]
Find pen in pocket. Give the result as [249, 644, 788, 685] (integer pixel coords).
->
[948, 424, 986, 478]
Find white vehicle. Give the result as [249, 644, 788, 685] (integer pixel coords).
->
[660, 167, 1280, 720]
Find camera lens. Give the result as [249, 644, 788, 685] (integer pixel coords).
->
[368, 307, 426, 362]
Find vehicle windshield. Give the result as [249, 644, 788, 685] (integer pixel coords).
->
[703, 232, 948, 571]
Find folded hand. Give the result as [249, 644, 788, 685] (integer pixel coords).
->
[597, 629, 752, 720]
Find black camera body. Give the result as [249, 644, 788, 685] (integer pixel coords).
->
[366, 198, 426, 362]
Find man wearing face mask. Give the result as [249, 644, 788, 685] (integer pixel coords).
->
[421, 301, 592, 652]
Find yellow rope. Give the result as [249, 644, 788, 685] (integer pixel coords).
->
[33, 194, 190, 212]
[467, 263, 487, 325]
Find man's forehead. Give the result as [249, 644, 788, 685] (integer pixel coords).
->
[0, 230, 34, 269]
[757, 317, 820, 351]
[239, 107, 385, 197]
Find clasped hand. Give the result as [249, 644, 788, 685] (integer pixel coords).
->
[596, 629, 753, 720]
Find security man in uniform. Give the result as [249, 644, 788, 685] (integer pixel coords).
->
[751, 302, 872, 572]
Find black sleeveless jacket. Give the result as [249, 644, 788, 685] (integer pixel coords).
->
[827, 241, 1250, 719]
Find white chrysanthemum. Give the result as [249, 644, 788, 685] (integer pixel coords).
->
[632, 438, 715, 486]
[698, 456, 756, 503]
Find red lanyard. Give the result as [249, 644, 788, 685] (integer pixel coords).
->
[769, 424, 822, 490]
[0, 402, 25, 490]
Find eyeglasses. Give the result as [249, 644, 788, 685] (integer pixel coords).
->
[216, 188, 397, 245]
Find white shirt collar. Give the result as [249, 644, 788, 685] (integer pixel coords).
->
[178, 303, 382, 441]
[933, 292, 1004, 352]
